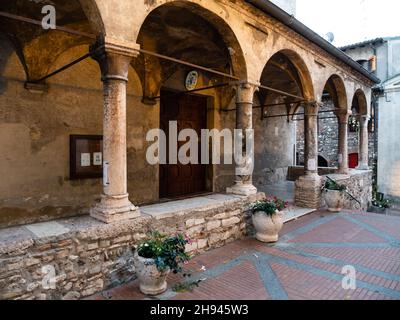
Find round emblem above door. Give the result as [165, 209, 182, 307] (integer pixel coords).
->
[185, 70, 198, 91]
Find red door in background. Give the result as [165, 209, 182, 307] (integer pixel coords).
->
[349, 153, 359, 169]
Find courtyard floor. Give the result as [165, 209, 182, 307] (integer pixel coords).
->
[90, 210, 400, 300]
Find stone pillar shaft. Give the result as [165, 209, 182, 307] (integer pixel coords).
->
[358, 115, 370, 170]
[90, 37, 141, 223]
[336, 110, 351, 174]
[295, 101, 322, 209]
[227, 82, 257, 196]
[304, 103, 319, 176]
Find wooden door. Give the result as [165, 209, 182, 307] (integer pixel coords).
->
[160, 91, 207, 198]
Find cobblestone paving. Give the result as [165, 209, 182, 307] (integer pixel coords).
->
[91, 211, 400, 300]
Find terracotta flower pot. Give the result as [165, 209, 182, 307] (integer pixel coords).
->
[133, 251, 170, 296]
[252, 211, 284, 243]
[324, 189, 345, 212]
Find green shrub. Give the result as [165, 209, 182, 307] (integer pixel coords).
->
[136, 232, 191, 274]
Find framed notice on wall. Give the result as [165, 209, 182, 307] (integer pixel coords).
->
[70, 135, 103, 180]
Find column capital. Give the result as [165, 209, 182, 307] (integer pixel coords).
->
[90, 36, 141, 82]
[303, 100, 321, 116]
[359, 114, 371, 121]
[335, 109, 352, 124]
[230, 81, 259, 104]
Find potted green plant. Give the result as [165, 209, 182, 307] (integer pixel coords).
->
[250, 197, 288, 243]
[368, 192, 391, 214]
[134, 232, 191, 296]
[322, 179, 347, 212]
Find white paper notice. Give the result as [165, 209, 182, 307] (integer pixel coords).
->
[93, 152, 102, 166]
[308, 159, 317, 171]
[81, 153, 91, 167]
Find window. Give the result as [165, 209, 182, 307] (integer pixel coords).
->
[369, 56, 377, 72]
[356, 59, 369, 71]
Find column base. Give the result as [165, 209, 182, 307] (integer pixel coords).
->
[356, 164, 370, 170]
[295, 174, 322, 209]
[336, 168, 350, 175]
[90, 194, 140, 223]
[227, 182, 257, 196]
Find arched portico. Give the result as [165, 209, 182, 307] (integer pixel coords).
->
[351, 89, 370, 170]
[322, 75, 350, 174]
[132, 2, 252, 198]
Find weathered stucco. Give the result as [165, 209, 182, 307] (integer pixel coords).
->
[0, 0, 376, 226]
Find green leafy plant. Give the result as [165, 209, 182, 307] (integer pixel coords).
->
[348, 115, 360, 132]
[136, 232, 191, 274]
[322, 180, 347, 192]
[251, 197, 288, 216]
[372, 191, 391, 209]
[172, 277, 203, 293]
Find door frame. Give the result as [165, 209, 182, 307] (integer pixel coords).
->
[158, 88, 215, 199]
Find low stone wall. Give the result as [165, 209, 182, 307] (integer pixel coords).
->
[293, 169, 372, 210]
[287, 166, 337, 182]
[0, 193, 263, 300]
[321, 170, 373, 211]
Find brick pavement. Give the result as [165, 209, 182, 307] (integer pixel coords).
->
[89, 210, 400, 300]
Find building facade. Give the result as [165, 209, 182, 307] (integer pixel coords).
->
[0, 0, 379, 299]
[341, 37, 400, 202]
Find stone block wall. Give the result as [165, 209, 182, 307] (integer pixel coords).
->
[296, 99, 375, 167]
[321, 170, 373, 211]
[294, 170, 372, 210]
[0, 193, 263, 300]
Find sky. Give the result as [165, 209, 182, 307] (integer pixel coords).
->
[296, 0, 400, 47]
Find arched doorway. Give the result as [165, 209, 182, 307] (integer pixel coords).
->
[136, 2, 247, 199]
[350, 89, 370, 170]
[318, 75, 348, 172]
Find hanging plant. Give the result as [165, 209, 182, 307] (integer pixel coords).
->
[348, 116, 360, 132]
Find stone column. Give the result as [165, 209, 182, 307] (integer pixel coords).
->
[90, 37, 141, 223]
[227, 82, 258, 196]
[295, 101, 322, 208]
[357, 115, 370, 170]
[336, 110, 351, 174]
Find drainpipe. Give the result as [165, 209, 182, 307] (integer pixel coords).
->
[372, 85, 383, 193]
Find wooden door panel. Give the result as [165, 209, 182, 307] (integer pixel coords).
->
[160, 91, 207, 198]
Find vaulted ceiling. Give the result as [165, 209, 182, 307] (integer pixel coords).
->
[0, 0, 93, 81]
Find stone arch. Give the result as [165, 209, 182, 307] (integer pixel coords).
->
[78, 0, 106, 35]
[259, 49, 315, 103]
[135, 1, 248, 80]
[322, 74, 348, 110]
[0, 0, 106, 82]
[352, 89, 369, 116]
